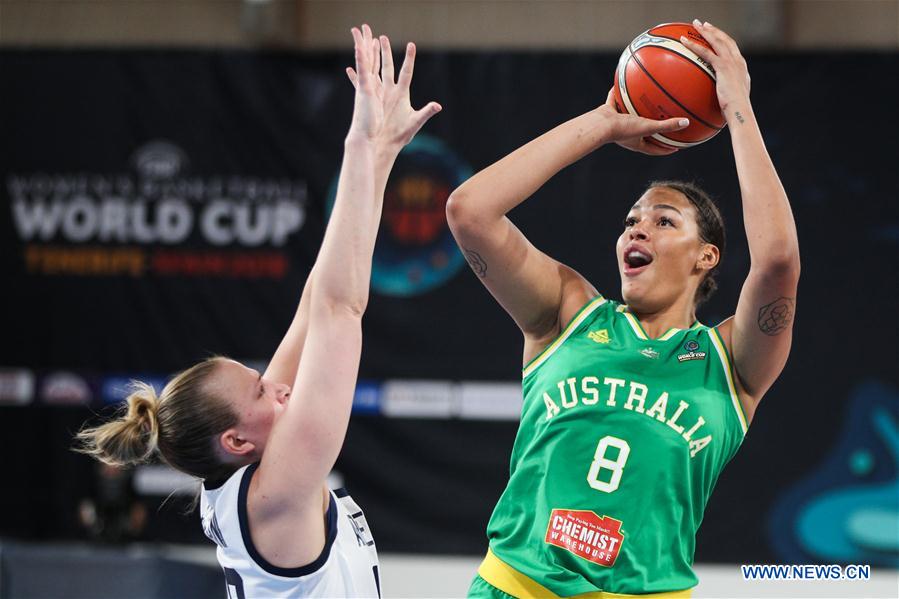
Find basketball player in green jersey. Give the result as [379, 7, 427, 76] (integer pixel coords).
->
[447, 21, 799, 598]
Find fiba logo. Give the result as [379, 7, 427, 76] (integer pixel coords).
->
[328, 134, 472, 296]
[131, 140, 188, 180]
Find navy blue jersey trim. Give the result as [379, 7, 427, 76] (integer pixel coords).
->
[202, 472, 233, 491]
[334, 487, 350, 498]
[237, 462, 339, 577]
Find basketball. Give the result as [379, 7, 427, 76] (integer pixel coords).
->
[613, 23, 725, 148]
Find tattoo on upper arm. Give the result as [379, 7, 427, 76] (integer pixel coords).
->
[757, 297, 794, 336]
[734, 111, 745, 124]
[463, 247, 487, 278]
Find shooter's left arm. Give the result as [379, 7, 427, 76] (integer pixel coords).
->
[683, 21, 800, 409]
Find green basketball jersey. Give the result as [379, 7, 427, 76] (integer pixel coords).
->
[485, 295, 748, 595]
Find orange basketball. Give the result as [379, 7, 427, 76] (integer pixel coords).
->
[613, 23, 725, 148]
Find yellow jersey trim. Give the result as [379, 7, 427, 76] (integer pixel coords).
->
[522, 296, 606, 378]
[477, 549, 692, 599]
[621, 310, 649, 340]
[707, 327, 749, 435]
[657, 328, 680, 341]
[617, 306, 698, 342]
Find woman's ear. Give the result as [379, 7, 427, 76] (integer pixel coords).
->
[697, 243, 720, 273]
[219, 428, 256, 458]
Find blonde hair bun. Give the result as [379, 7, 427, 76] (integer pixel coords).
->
[75, 381, 161, 467]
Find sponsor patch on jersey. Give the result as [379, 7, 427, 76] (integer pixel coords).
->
[587, 329, 610, 344]
[677, 339, 707, 362]
[640, 347, 660, 360]
[544, 509, 624, 567]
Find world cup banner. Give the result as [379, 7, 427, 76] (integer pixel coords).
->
[0, 49, 349, 376]
[10, 141, 307, 279]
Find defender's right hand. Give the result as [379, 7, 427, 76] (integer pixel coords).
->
[345, 25, 441, 154]
[597, 89, 689, 156]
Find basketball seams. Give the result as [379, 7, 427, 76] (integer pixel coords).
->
[649, 35, 716, 75]
[650, 134, 701, 149]
[644, 42, 717, 86]
[630, 29, 716, 81]
[645, 24, 717, 79]
[617, 50, 705, 149]
[616, 48, 641, 120]
[616, 28, 724, 148]
[628, 50, 721, 132]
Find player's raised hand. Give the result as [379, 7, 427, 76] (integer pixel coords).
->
[598, 89, 689, 156]
[345, 25, 384, 141]
[679, 20, 751, 117]
[345, 26, 441, 152]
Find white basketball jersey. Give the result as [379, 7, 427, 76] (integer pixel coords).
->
[200, 463, 381, 598]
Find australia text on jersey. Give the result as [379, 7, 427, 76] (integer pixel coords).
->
[540, 376, 711, 458]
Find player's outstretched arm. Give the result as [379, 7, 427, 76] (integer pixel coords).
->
[261, 35, 439, 390]
[263, 271, 314, 389]
[446, 96, 688, 363]
[682, 20, 800, 418]
[256, 26, 440, 511]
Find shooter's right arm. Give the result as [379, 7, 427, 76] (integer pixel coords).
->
[446, 103, 689, 363]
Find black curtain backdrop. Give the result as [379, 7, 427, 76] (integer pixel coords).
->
[1, 49, 897, 566]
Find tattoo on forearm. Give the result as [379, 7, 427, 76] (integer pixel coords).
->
[463, 247, 487, 278]
[757, 297, 794, 335]
[734, 111, 745, 124]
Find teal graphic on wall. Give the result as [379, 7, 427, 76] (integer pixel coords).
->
[327, 134, 472, 297]
[769, 381, 899, 566]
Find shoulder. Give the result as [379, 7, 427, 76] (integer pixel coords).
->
[559, 275, 602, 328]
[550, 265, 604, 338]
[523, 275, 600, 365]
[243, 463, 333, 572]
[714, 316, 734, 348]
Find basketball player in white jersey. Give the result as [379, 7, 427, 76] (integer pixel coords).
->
[75, 25, 441, 598]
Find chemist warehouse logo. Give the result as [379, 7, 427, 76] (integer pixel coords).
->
[545, 509, 625, 567]
[328, 134, 472, 296]
[6, 140, 307, 279]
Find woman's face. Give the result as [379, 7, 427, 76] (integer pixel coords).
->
[615, 187, 717, 313]
[211, 359, 291, 461]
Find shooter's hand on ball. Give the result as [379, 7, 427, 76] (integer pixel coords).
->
[679, 20, 751, 123]
[598, 89, 690, 156]
[345, 25, 442, 158]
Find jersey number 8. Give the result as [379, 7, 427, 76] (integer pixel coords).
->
[586, 435, 631, 493]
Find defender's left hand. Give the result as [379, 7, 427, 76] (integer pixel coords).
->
[679, 19, 751, 120]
